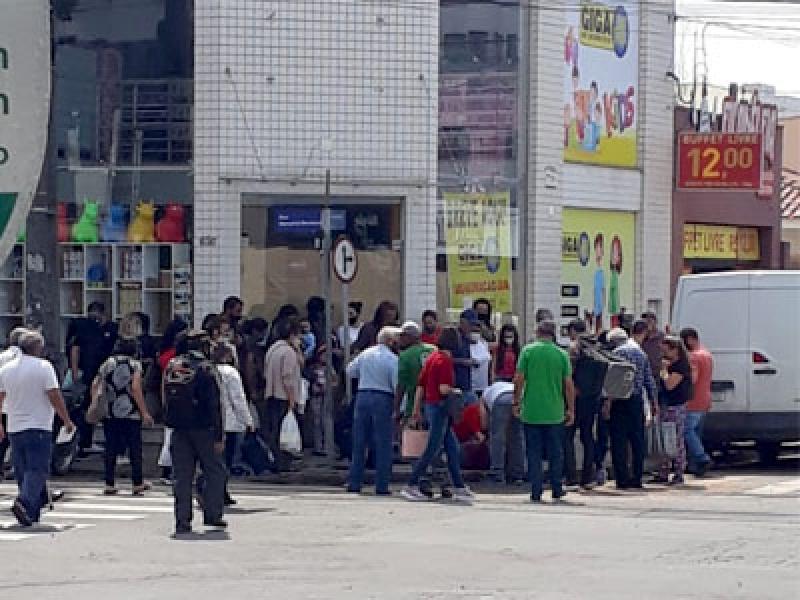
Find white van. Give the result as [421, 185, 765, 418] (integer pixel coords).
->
[671, 271, 800, 462]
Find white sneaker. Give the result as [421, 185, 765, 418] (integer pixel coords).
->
[452, 487, 476, 504]
[401, 486, 429, 502]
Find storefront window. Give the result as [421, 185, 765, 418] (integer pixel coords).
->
[240, 196, 403, 325]
[437, 0, 524, 325]
[49, 1, 194, 334]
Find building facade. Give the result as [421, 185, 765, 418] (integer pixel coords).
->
[33, 0, 676, 339]
[671, 107, 785, 294]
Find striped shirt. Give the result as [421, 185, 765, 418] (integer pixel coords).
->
[612, 339, 657, 401]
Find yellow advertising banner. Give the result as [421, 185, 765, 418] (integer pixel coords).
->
[683, 224, 760, 260]
[561, 208, 635, 332]
[445, 192, 512, 313]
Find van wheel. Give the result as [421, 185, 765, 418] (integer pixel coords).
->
[756, 442, 781, 466]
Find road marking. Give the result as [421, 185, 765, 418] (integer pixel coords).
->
[45, 512, 144, 521]
[56, 502, 172, 513]
[746, 478, 800, 496]
[0, 532, 36, 541]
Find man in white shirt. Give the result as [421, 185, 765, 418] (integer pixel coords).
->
[483, 381, 525, 484]
[0, 331, 74, 526]
[0, 327, 26, 478]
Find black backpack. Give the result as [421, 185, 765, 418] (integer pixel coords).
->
[163, 355, 214, 429]
[575, 337, 635, 400]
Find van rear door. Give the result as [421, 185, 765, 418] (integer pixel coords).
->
[674, 280, 749, 413]
[748, 282, 800, 413]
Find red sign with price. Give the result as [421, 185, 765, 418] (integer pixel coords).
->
[677, 132, 762, 190]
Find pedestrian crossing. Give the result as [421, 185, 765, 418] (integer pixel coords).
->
[0, 483, 170, 542]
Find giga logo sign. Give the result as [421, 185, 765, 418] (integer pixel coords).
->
[0, 0, 51, 264]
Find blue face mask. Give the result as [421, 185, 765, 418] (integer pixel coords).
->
[301, 333, 316, 358]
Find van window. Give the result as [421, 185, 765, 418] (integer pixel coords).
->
[682, 289, 748, 350]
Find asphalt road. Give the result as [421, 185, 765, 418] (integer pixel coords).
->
[1, 457, 798, 600]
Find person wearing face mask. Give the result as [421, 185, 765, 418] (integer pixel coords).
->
[260, 317, 304, 473]
[453, 310, 479, 406]
[472, 298, 497, 343]
[66, 301, 118, 455]
[493, 324, 520, 382]
[469, 324, 492, 398]
[336, 302, 364, 353]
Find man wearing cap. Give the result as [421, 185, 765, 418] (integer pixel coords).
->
[513, 320, 575, 503]
[397, 321, 436, 420]
[346, 326, 401, 495]
[454, 310, 480, 406]
[605, 322, 658, 490]
[164, 330, 226, 534]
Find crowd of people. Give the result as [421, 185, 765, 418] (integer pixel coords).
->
[0, 293, 714, 533]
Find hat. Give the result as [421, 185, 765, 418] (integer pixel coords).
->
[460, 309, 480, 325]
[400, 320, 421, 337]
[608, 327, 628, 343]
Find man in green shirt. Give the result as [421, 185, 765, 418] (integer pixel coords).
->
[513, 320, 575, 503]
[396, 321, 436, 418]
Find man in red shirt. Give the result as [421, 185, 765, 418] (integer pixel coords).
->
[680, 327, 714, 476]
[420, 310, 441, 346]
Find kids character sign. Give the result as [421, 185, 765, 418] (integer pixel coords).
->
[563, 2, 638, 167]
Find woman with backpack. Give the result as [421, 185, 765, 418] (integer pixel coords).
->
[91, 337, 154, 496]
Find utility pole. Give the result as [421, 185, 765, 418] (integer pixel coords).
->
[26, 6, 60, 368]
[321, 169, 335, 461]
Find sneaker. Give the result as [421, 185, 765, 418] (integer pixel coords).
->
[400, 486, 429, 502]
[552, 489, 568, 501]
[203, 518, 228, 529]
[530, 495, 543, 504]
[11, 499, 32, 527]
[224, 493, 237, 506]
[175, 523, 192, 535]
[668, 475, 685, 486]
[103, 486, 119, 496]
[452, 487, 476, 504]
[440, 486, 454, 499]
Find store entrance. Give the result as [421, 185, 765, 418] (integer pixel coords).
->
[239, 195, 403, 330]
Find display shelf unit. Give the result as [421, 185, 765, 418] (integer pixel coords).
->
[58, 243, 192, 337]
[0, 244, 26, 342]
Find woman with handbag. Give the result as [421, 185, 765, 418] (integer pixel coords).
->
[401, 327, 475, 504]
[655, 335, 692, 485]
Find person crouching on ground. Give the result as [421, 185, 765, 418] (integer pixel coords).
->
[346, 326, 401, 495]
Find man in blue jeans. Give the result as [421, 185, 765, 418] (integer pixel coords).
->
[513, 320, 575, 503]
[346, 326, 400, 495]
[0, 331, 75, 526]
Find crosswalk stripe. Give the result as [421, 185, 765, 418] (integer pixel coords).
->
[0, 532, 36, 541]
[46, 512, 145, 520]
[56, 502, 172, 513]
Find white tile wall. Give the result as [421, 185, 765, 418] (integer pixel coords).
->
[193, 0, 438, 320]
[525, 0, 675, 337]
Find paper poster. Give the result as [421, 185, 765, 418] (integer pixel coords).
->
[563, 1, 639, 168]
[445, 191, 512, 313]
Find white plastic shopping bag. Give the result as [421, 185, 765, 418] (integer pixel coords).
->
[659, 419, 679, 458]
[279, 411, 303, 456]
